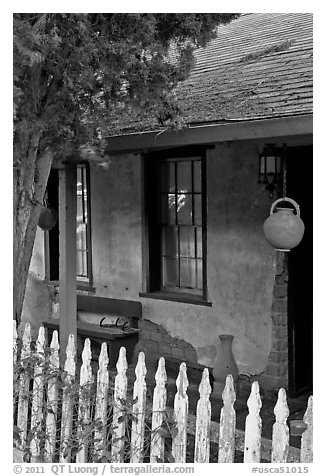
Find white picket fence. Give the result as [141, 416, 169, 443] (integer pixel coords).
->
[13, 322, 313, 463]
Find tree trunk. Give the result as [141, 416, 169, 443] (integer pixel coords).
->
[13, 123, 53, 324]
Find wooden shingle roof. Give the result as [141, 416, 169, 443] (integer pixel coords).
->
[107, 13, 313, 135]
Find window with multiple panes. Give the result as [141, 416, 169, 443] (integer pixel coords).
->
[144, 147, 207, 301]
[45, 164, 92, 285]
[76, 165, 91, 281]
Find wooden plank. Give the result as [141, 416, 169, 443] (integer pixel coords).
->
[300, 395, 313, 463]
[130, 352, 147, 462]
[44, 331, 60, 463]
[30, 326, 46, 462]
[172, 362, 189, 463]
[76, 339, 93, 463]
[111, 347, 128, 463]
[194, 368, 211, 463]
[271, 388, 289, 463]
[218, 375, 236, 463]
[244, 381, 262, 463]
[59, 165, 77, 359]
[59, 334, 76, 463]
[17, 323, 32, 452]
[77, 294, 142, 319]
[93, 343, 109, 461]
[150, 357, 167, 463]
[43, 319, 140, 341]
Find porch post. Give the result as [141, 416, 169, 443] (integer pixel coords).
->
[58, 164, 77, 359]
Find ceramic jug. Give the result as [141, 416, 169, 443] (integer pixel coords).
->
[263, 197, 305, 251]
[38, 206, 58, 231]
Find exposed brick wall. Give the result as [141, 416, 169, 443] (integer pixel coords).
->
[259, 252, 289, 393]
[137, 318, 198, 369]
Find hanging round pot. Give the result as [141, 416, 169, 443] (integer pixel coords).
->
[38, 206, 58, 231]
[263, 197, 305, 251]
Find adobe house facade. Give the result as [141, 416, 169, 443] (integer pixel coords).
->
[21, 13, 313, 397]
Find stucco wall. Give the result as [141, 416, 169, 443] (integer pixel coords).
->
[205, 142, 275, 374]
[88, 142, 276, 376]
[22, 140, 279, 376]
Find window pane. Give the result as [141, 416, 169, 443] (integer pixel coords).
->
[82, 166, 88, 221]
[153, 156, 204, 295]
[177, 161, 192, 193]
[193, 160, 201, 193]
[77, 166, 82, 190]
[162, 226, 178, 257]
[77, 195, 83, 224]
[196, 228, 202, 258]
[77, 167, 83, 222]
[162, 258, 178, 287]
[180, 226, 195, 258]
[196, 259, 203, 289]
[160, 161, 175, 193]
[180, 258, 196, 288]
[194, 194, 202, 225]
[177, 194, 192, 224]
[77, 251, 88, 277]
[77, 217, 87, 277]
[161, 194, 176, 224]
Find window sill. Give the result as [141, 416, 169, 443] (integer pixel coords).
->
[43, 280, 96, 293]
[139, 291, 212, 307]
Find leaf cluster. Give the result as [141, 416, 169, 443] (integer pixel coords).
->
[13, 13, 239, 160]
[13, 341, 182, 463]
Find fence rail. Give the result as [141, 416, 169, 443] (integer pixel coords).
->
[13, 322, 313, 463]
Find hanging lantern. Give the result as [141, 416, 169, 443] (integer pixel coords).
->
[258, 144, 284, 198]
[263, 197, 305, 251]
[38, 205, 58, 231]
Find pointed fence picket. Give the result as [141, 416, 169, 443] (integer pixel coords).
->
[130, 352, 147, 463]
[17, 323, 32, 450]
[76, 338, 93, 463]
[150, 357, 167, 463]
[271, 388, 290, 463]
[93, 342, 109, 461]
[30, 326, 46, 462]
[244, 381, 262, 463]
[301, 395, 313, 463]
[194, 368, 211, 463]
[218, 374, 236, 463]
[13, 322, 313, 464]
[44, 331, 60, 462]
[172, 362, 189, 463]
[59, 334, 76, 463]
[111, 347, 128, 463]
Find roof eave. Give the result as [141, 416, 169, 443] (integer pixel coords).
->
[106, 114, 313, 154]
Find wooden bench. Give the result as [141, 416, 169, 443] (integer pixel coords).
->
[43, 295, 142, 367]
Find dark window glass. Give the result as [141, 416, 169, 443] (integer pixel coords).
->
[76, 165, 90, 280]
[146, 155, 205, 295]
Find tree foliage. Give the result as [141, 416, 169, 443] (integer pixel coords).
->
[14, 13, 238, 158]
[13, 13, 239, 323]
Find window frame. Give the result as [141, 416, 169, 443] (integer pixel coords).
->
[76, 163, 93, 285]
[141, 146, 209, 305]
[44, 163, 93, 289]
